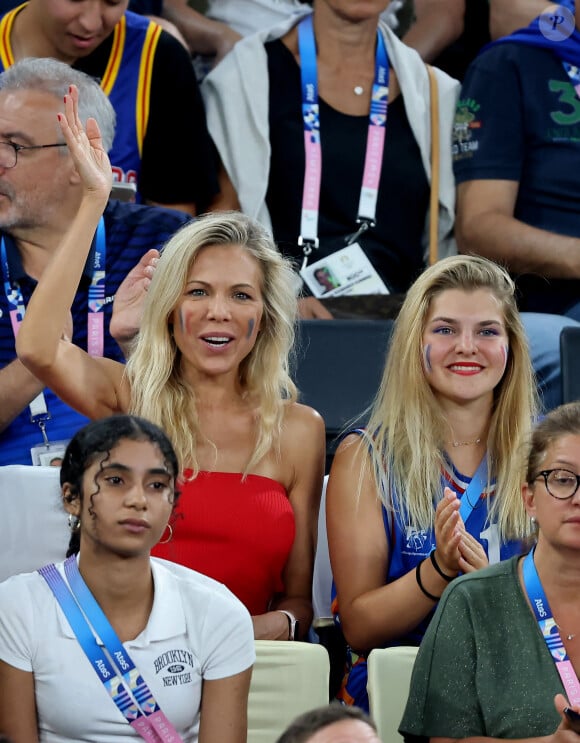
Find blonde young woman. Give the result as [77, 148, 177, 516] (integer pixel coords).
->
[16, 87, 325, 642]
[326, 255, 539, 709]
[401, 401, 580, 740]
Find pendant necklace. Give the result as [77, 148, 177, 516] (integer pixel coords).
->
[555, 621, 576, 641]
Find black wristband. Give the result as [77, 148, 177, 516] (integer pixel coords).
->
[415, 560, 441, 602]
[429, 550, 455, 582]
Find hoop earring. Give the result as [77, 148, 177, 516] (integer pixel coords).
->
[68, 514, 80, 532]
[158, 523, 173, 544]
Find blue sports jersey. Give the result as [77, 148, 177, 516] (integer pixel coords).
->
[332, 436, 523, 711]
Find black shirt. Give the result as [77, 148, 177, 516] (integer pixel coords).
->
[265, 38, 429, 293]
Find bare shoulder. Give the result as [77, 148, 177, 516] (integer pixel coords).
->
[333, 430, 367, 464]
[279, 402, 325, 490]
[282, 401, 325, 438]
[328, 430, 377, 505]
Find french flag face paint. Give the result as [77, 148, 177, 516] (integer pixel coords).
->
[247, 317, 255, 340]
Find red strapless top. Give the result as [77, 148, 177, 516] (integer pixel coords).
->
[152, 471, 295, 615]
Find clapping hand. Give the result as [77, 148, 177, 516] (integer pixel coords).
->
[434, 487, 489, 574]
[433, 487, 462, 575]
[57, 84, 112, 204]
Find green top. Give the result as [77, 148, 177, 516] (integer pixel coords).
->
[400, 556, 566, 741]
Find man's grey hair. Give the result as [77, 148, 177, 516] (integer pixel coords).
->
[0, 57, 116, 152]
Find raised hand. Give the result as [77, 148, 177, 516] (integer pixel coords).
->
[57, 84, 112, 203]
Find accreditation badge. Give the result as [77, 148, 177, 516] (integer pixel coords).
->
[30, 440, 68, 467]
[300, 243, 389, 298]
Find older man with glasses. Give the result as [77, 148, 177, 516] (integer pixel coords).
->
[0, 57, 190, 467]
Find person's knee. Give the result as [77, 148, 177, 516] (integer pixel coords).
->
[521, 312, 580, 411]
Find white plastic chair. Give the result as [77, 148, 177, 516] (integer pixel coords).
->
[367, 646, 419, 743]
[248, 640, 330, 743]
[312, 475, 332, 625]
[0, 465, 67, 582]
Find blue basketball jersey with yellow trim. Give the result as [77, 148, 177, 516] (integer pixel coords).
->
[0, 5, 161, 200]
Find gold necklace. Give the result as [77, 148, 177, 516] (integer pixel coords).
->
[447, 437, 482, 448]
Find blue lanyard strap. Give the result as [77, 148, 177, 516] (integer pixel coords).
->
[297, 15, 389, 252]
[1, 218, 107, 354]
[39, 558, 184, 742]
[522, 548, 580, 704]
[458, 455, 488, 525]
[64, 558, 159, 711]
[38, 562, 144, 721]
[1, 236, 25, 336]
[89, 217, 106, 312]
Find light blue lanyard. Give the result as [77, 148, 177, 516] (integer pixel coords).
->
[0, 218, 106, 344]
[523, 547, 580, 705]
[296, 14, 389, 256]
[1, 220, 107, 437]
[458, 455, 488, 526]
[39, 557, 183, 742]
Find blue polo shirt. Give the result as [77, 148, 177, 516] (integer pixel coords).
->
[0, 200, 190, 465]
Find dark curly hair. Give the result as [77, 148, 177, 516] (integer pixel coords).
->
[61, 415, 180, 556]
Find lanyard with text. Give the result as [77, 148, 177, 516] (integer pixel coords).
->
[39, 557, 183, 742]
[297, 14, 389, 266]
[1, 219, 106, 435]
[457, 455, 488, 526]
[1, 218, 106, 355]
[523, 547, 580, 706]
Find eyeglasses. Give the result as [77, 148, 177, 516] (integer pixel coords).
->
[534, 469, 580, 500]
[0, 140, 67, 169]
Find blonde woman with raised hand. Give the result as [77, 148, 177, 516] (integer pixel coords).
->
[326, 255, 539, 710]
[16, 86, 325, 643]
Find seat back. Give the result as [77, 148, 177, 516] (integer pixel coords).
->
[312, 475, 331, 623]
[0, 465, 68, 582]
[560, 325, 580, 403]
[367, 646, 419, 743]
[293, 320, 393, 466]
[248, 641, 330, 743]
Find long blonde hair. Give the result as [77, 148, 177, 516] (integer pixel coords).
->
[126, 211, 298, 474]
[364, 255, 538, 540]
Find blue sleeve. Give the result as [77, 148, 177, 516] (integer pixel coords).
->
[453, 44, 525, 184]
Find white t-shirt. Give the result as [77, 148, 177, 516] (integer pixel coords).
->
[0, 557, 255, 742]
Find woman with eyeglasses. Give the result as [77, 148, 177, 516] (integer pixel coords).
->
[401, 401, 580, 742]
